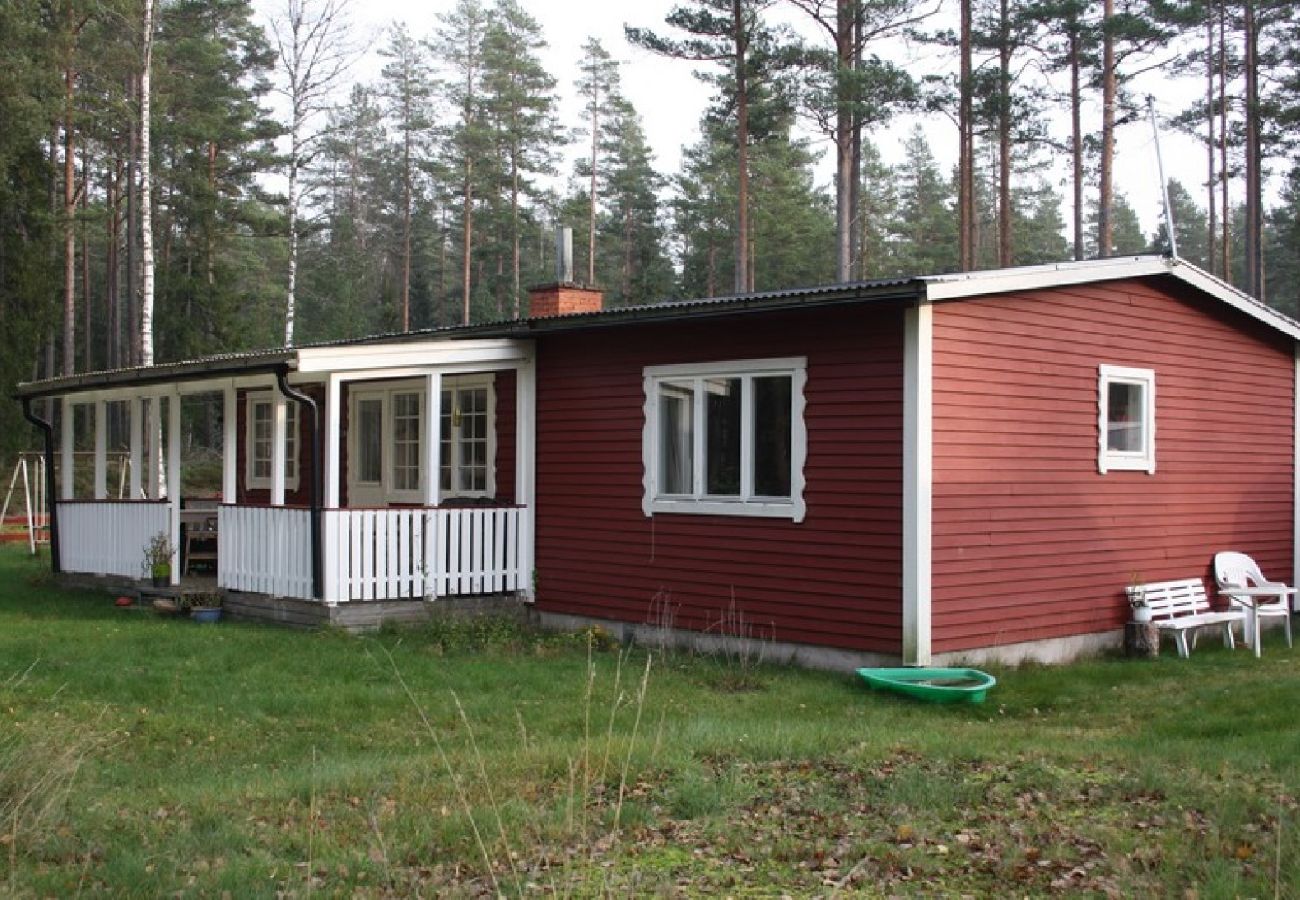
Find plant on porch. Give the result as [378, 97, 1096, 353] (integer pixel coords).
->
[141, 530, 174, 587]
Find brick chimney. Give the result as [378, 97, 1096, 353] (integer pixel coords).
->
[527, 225, 603, 317]
[528, 282, 604, 317]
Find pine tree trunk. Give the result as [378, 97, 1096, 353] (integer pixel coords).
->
[588, 88, 598, 286]
[1206, 2, 1217, 274]
[1099, 0, 1116, 257]
[1070, 28, 1083, 261]
[461, 162, 473, 325]
[733, 0, 750, 293]
[125, 76, 139, 367]
[958, 0, 974, 270]
[834, 0, 854, 282]
[401, 102, 412, 331]
[1243, 0, 1262, 299]
[62, 24, 76, 377]
[997, 0, 1012, 267]
[1218, 3, 1229, 279]
[81, 142, 91, 372]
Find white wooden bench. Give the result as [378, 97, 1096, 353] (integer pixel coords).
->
[1127, 578, 1247, 659]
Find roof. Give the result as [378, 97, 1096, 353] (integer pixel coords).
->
[15, 255, 1298, 399]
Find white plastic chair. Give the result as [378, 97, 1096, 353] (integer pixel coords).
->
[1213, 551, 1294, 650]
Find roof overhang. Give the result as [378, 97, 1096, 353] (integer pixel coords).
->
[920, 255, 1300, 342]
[13, 350, 298, 401]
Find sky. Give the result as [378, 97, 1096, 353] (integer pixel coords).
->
[252, 0, 1224, 246]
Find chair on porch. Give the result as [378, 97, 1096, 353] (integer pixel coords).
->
[1213, 551, 1294, 649]
[182, 499, 219, 576]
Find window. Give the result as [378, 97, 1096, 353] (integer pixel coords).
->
[246, 393, 299, 490]
[348, 376, 495, 504]
[441, 379, 493, 497]
[642, 358, 806, 521]
[1098, 365, 1155, 474]
[391, 391, 422, 493]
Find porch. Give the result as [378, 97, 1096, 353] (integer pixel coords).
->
[27, 337, 536, 608]
[58, 500, 529, 603]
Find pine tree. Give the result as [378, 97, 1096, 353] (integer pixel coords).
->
[429, 0, 490, 324]
[481, 0, 560, 317]
[575, 37, 620, 287]
[379, 23, 434, 332]
[629, 0, 785, 293]
[888, 126, 958, 275]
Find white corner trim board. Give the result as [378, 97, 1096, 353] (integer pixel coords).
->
[902, 302, 933, 666]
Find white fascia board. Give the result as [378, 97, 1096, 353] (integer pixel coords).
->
[922, 255, 1300, 343]
[295, 338, 532, 374]
[922, 256, 1170, 301]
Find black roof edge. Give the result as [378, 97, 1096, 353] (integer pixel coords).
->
[14, 352, 296, 401]
[452, 280, 927, 339]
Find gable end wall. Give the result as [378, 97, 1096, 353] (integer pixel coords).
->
[930, 276, 1295, 654]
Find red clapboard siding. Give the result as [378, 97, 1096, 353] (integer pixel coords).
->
[533, 304, 906, 654]
[930, 276, 1295, 654]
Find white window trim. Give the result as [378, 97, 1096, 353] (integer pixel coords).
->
[245, 392, 300, 491]
[347, 375, 496, 505]
[440, 373, 497, 500]
[642, 357, 807, 522]
[1098, 364, 1156, 474]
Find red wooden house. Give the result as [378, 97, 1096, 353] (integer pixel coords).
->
[17, 256, 1298, 664]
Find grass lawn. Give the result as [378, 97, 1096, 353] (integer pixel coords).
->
[1, 544, 1298, 896]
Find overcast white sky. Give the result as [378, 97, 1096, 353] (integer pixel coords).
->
[254, 0, 1225, 246]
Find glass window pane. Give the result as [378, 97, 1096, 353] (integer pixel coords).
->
[357, 399, 382, 483]
[1107, 381, 1144, 452]
[391, 391, 421, 492]
[753, 376, 792, 497]
[658, 381, 694, 495]
[705, 377, 741, 496]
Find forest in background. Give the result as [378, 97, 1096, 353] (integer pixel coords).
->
[3, 0, 1300, 461]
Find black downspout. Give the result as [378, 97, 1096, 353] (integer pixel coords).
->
[21, 397, 60, 573]
[274, 367, 323, 600]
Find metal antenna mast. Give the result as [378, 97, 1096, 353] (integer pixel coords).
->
[1148, 95, 1178, 257]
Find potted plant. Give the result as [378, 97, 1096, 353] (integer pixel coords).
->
[142, 531, 174, 588]
[188, 591, 223, 624]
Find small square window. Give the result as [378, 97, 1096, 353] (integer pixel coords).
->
[1098, 365, 1155, 474]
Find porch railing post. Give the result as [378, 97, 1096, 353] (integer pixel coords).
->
[516, 353, 536, 600]
[424, 372, 442, 599]
[93, 399, 107, 500]
[128, 396, 142, 499]
[60, 397, 74, 501]
[167, 390, 181, 586]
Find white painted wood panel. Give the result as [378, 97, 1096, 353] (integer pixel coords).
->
[57, 501, 171, 579]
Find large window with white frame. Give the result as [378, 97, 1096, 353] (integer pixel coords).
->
[642, 357, 806, 521]
[246, 392, 299, 490]
[1097, 364, 1156, 474]
[348, 375, 495, 505]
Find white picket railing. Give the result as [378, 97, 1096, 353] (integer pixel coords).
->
[57, 500, 171, 579]
[323, 506, 527, 602]
[218, 505, 313, 599]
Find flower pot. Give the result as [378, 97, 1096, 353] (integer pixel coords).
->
[151, 564, 170, 588]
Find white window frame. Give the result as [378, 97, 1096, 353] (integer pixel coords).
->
[245, 392, 299, 490]
[642, 357, 807, 521]
[347, 375, 496, 505]
[440, 373, 497, 500]
[1098, 364, 1156, 474]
